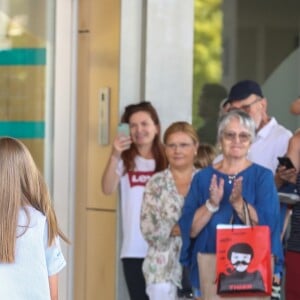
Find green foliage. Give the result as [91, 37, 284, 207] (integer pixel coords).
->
[193, 0, 223, 130]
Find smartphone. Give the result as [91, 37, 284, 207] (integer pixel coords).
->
[117, 123, 130, 137]
[277, 156, 295, 169]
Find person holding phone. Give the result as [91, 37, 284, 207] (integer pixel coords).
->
[275, 130, 300, 300]
[101, 101, 167, 300]
[277, 156, 295, 170]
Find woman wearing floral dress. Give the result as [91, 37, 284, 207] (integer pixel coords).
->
[140, 121, 199, 300]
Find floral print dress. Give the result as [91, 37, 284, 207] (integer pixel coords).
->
[140, 168, 191, 288]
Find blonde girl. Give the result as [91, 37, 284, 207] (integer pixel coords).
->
[0, 137, 69, 300]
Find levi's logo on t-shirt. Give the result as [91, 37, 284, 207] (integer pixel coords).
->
[128, 171, 155, 187]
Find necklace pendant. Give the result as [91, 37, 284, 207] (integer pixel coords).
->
[228, 175, 236, 184]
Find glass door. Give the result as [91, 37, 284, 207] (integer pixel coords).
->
[0, 0, 54, 183]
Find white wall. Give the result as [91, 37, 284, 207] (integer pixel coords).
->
[145, 0, 194, 132]
[53, 0, 77, 299]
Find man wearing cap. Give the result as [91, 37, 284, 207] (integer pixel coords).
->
[219, 79, 292, 300]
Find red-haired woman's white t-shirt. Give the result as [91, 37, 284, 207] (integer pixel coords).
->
[117, 156, 155, 258]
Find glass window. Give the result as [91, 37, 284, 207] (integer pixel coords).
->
[193, 0, 300, 145]
[0, 1, 54, 183]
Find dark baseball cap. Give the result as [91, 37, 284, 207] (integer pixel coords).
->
[226, 80, 264, 104]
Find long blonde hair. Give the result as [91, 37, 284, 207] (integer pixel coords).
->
[0, 137, 69, 263]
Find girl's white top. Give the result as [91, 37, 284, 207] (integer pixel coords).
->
[0, 206, 66, 300]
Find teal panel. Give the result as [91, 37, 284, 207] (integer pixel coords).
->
[0, 121, 45, 138]
[0, 48, 46, 65]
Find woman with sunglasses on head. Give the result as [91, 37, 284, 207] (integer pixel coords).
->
[179, 110, 283, 299]
[102, 101, 167, 300]
[140, 121, 199, 300]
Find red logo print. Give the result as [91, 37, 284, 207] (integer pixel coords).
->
[128, 171, 154, 187]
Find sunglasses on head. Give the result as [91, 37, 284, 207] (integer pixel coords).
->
[124, 101, 152, 111]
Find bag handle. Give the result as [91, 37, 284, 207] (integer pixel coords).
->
[230, 199, 252, 226]
[243, 199, 252, 226]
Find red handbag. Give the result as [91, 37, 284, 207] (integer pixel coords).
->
[216, 223, 272, 297]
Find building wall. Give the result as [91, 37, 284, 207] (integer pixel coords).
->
[53, 0, 77, 299]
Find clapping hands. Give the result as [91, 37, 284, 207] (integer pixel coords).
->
[209, 174, 244, 209]
[209, 174, 224, 207]
[229, 177, 244, 211]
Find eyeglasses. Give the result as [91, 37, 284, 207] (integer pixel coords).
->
[165, 143, 194, 150]
[229, 97, 262, 113]
[222, 131, 251, 143]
